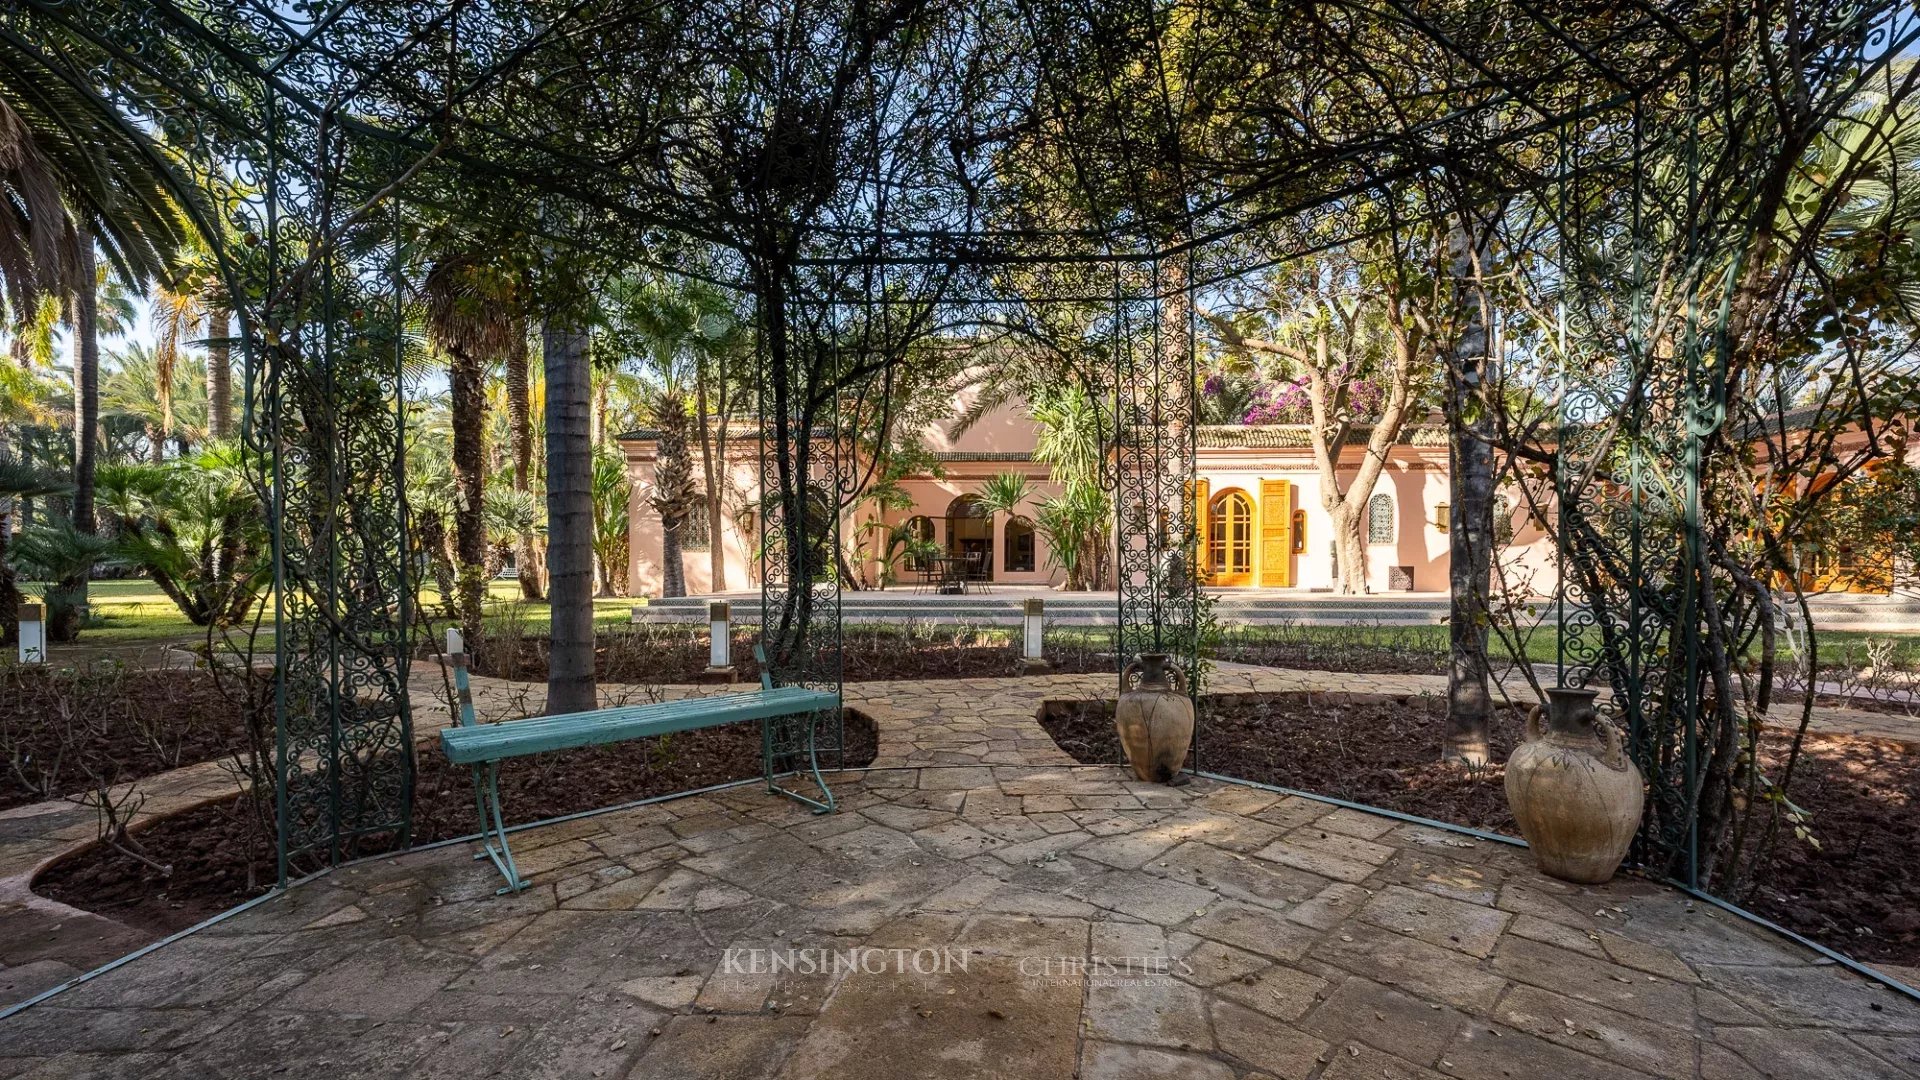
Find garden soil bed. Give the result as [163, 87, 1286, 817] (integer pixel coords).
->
[1040, 691, 1920, 968]
[0, 665, 255, 811]
[35, 709, 878, 939]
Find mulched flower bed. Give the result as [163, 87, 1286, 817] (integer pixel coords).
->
[1040, 691, 1527, 832]
[35, 709, 878, 938]
[1039, 691, 1920, 968]
[0, 664, 256, 811]
[1749, 730, 1920, 966]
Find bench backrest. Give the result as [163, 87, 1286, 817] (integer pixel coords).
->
[752, 642, 775, 691]
[447, 628, 478, 728]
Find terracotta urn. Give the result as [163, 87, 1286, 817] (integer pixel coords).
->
[1115, 653, 1194, 784]
[1505, 686, 1646, 884]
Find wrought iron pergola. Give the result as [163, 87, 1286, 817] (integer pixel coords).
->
[8, 0, 1911, 892]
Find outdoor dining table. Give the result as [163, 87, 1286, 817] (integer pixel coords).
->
[930, 555, 970, 595]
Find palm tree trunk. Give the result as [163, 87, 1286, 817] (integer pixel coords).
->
[207, 304, 232, 441]
[544, 320, 597, 714]
[1443, 219, 1495, 766]
[416, 508, 457, 611]
[449, 343, 488, 646]
[0, 419, 13, 643]
[0, 485, 17, 646]
[505, 327, 543, 600]
[662, 517, 687, 598]
[52, 247, 99, 641]
[694, 352, 729, 592]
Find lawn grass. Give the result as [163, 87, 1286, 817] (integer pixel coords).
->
[20, 579, 220, 645]
[21, 579, 640, 652]
[20, 577, 1920, 671]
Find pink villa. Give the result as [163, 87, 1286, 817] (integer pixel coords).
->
[620, 387, 1567, 598]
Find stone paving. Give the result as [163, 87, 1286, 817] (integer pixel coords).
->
[2, 667, 1918, 1078]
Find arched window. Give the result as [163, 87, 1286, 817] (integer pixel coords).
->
[1291, 510, 1307, 554]
[1207, 490, 1254, 584]
[902, 515, 936, 569]
[946, 496, 992, 579]
[1004, 515, 1036, 572]
[1367, 493, 1394, 544]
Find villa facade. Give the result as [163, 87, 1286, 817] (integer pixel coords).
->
[619, 388, 1568, 598]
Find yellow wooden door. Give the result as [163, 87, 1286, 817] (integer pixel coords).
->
[1209, 491, 1254, 586]
[1259, 479, 1292, 587]
[1191, 478, 1209, 582]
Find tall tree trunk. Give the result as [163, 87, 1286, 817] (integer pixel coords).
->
[591, 372, 607, 446]
[448, 343, 488, 646]
[544, 321, 597, 714]
[1443, 219, 1495, 766]
[207, 304, 232, 441]
[1329, 503, 1369, 595]
[694, 351, 729, 592]
[416, 508, 457, 613]
[51, 247, 99, 642]
[0, 512, 17, 646]
[505, 327, 544, 600]
[661, 519, 686, 597]
[652, 394, 696, 599]
[0, 429, 16, 646]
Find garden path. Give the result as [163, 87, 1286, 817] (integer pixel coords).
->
[3, 756, 1918, 1076]
[0, 659, 1914, 1035]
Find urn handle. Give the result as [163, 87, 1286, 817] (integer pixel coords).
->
[1120, 658, 1142, 694]
[1524, 705, 1545, 742]
[1595, 717, 1631, 771]
[1166, 664, 1187, 693]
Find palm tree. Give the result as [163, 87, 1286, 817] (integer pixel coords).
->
[503, 324, 543, 599]
[95, 448, 266, 626]
[424, 254, 521, 645]
[404, 398, 460, 612]
[643, 384, 702, 598]
[1, 37, 190, 640]
[974, 470, 1033, 581]
[152, 241, 234, 442]
[590, 447, 630, 597]
[603, 275, 747, 593]
[102, 342, 208, 462]
[543, 318, 597, 714]
[0, 460, 70, 643]
[1028, 388, 1111, 588]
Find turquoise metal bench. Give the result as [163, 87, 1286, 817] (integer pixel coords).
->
[439, 631, 839, 893]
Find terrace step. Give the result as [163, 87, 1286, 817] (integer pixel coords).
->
[630, 592, 1454, 627]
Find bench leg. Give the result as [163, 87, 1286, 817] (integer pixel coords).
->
[765, 710, 835, 814]
[470, 762, 529, 894]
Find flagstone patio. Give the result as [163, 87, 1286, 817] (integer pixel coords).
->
[2, 754, 1917, 1079]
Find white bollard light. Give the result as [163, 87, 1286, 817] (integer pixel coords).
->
[1020, 597, 1049, 673]
[18, 603, 45, 664]
[706, 601, 734, 676]
[446, 626, 464, 659]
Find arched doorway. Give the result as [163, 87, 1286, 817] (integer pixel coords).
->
[902, 515, 937, 570]
[1207, 489, 1254, 586]
[946, 496, 992, 579]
